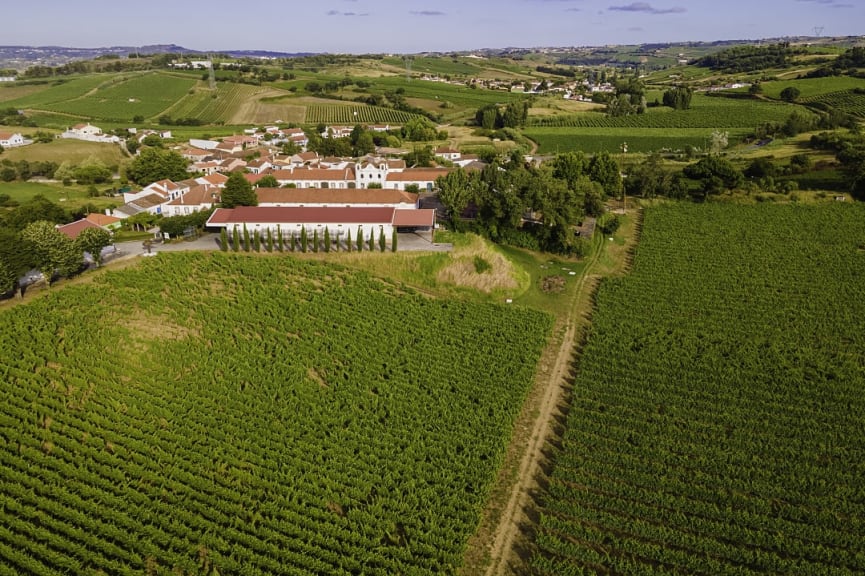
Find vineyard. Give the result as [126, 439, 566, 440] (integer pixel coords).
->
[44, 72, 196, 121]
[3, 75, 109, 111]
[802, 89, 865, 118]
[526, 94, 796, 129]
[532, 203, 865, 575]
[168, 82, 267, 124]
[523, 127, 748, 154]
[0, 252, 552, 575]
[304, 104, 419, 125]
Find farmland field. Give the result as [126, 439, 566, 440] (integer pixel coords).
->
[759, 76, 865, 100]
[0, 252, 552, 575]
[532, 203, 865, 575]
[526, 94, 797, 129]
[802, 89, 865, 118]
[1, 76, 109, 111]
[523, 127, 749, 154]
[49, 73, 196, 121]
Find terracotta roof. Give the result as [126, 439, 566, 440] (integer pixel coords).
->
[200, 173, 229, 186]
[85, 213, 121, 226]
[57, 219, 102, 240]
[272, 167, 356, 181]
[385, 168, 452, 182]
[0, 132, 16, 140]
[207, 206, 396, 226]
[166, 185, 219, 206]
[256, 188, 418, 206]
[132, 193, 168, 209]
[393, 209, 436, 227]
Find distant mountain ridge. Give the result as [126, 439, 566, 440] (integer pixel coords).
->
[0, 44, 315, 70]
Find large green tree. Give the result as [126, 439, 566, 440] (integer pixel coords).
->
[683, 155, 744, 198]
[0, 257, 16, 295]
[221, 172, 258, 208]
[436, 169, 479, 231]
[126, 148, 189, 184]
[588, 151, 623, 199]
[22, 221, 83, 285]
[76, 227, 112, 267]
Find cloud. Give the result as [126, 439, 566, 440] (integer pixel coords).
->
[608, 2, 686, 14]
[410, 10, 446, 16]
[326, 9, 368, 16]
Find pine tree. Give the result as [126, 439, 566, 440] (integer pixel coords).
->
[391, 229, 398, 252]
[220, 228, 228, 251]
[324, 227, 331, 252]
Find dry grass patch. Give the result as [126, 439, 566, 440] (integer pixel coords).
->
[437, 236, 521, 293]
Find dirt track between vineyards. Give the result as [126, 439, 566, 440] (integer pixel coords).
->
[468, 209, 640, 576]
[477, 245, 603, 576]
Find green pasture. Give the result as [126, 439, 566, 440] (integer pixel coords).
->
[0, 180, 120, 213]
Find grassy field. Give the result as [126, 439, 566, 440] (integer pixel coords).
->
[0, 139, 127, 166]
[759, 76, 865, 99]
[0, 180, 121, 213]
[0, 252, 552, 575]
[532, 202, 865, 575]
[524, 127, 749, 154]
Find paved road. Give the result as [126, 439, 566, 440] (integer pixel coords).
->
[105, 233, 222, 263]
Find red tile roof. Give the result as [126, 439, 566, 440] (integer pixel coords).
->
[385, 168, 452, 182]
[85, 213, 121, 226]
[57, 219, 102, 240]
[256, 187, 417, 206]
[393, 209, 436, 227]
[207, 206, 396, 226]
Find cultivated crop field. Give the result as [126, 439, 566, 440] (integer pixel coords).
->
[3, 76, 109, 110]
[523, 127, 747, 154]
[0, 253, 552, 575]
[49, 73, 196, 121]
[532, 203, 865, 575]
[304, 104, 417, 125]
[526, 94, 796, 129]
[802, 90, 865, 118]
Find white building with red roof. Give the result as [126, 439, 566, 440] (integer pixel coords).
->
[0, 132, 29, 148]
[272, 166, 356, 189]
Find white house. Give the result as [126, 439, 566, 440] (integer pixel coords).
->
[0, 132, 29, 148]
[256, 187, 419, 209]
[60, 123, 119, 143]
[206, 205, 435, 244]
[161, 184, 220, 217]
[385, 168, 452, 192]
[272, 166, 356, 189]
[434, 146, 461, 161]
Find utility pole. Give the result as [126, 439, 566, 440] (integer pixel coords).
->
[620, 142, 628, 214]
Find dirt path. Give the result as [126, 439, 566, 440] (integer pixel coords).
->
[470, 209, 642, 576]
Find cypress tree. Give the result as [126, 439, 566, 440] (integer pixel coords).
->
[391, 229, 398, 252]
[242, 224, 251, 252]
[356, 226, 363, 252]
[335, 230, 341, 252]
[277, 225, 284, 252]
[313, 229, 319, 253]
[232, 225, 240, 252]
[265, 228, 273, 252]
[346, 229, 352, 252]
[290, 231, 296, 252]
[324, 227, 331, 252]
[369, 227, 375, 251]
[379, 227, 386, 252]
[253, 229, 261, 252]
[220, 228, 228, 251]
[300, 227, 308, 252]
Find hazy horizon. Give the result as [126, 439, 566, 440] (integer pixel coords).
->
[4, 0, 863, 54]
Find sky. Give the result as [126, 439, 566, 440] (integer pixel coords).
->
[4, 0, 863, 53]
